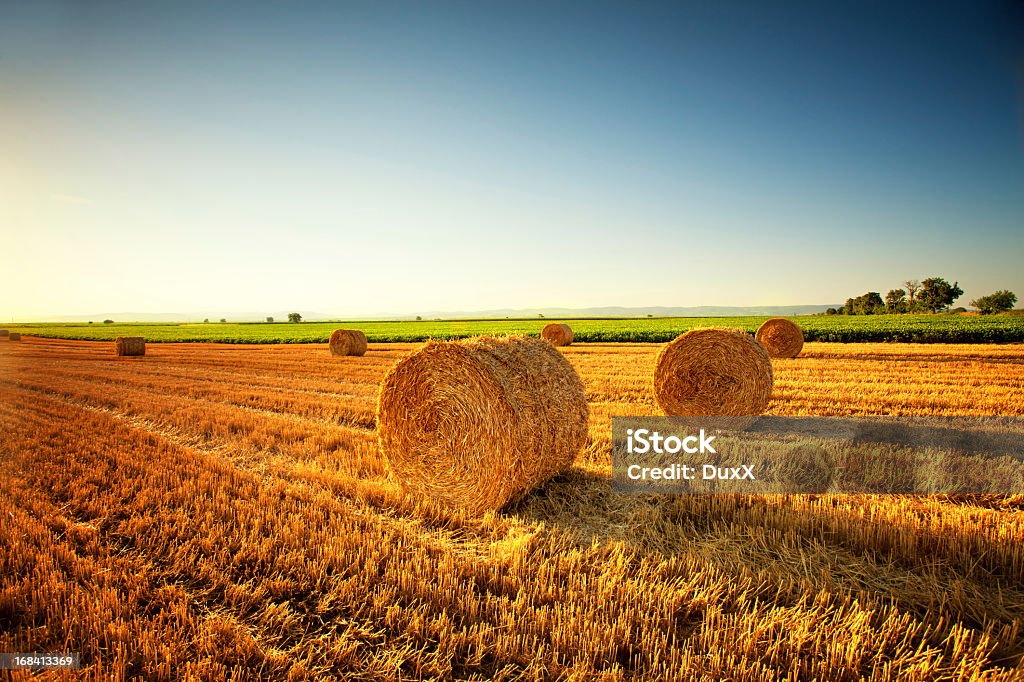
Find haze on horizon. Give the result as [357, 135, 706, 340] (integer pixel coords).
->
[2, 1, 1023, 320]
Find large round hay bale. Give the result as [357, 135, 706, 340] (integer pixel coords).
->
[376, 335, 589, 514]
[7, 333, 21, 341]
[654, 328, 773, 416]
[541, 323, 574, 347]
[115, 336, 146, 357]
[755, 318, 804, 358]
[329, 329, 367, 356]
[0, 330, 8, 337]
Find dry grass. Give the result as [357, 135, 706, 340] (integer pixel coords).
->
[1, 337, 1023, 680]
[376, 336, 588, 514]
[755, 318, 804, 358]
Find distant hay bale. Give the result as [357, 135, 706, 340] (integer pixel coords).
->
[329, 329, 367, 356]
[7, 333, 21, 341]
[755, 318, 804, 358]
[376, 335, 589, 514]
[0, 330, 7, 337]
[541, 323, 574, 347]
[114, 336, 146, 357]
[654, 328, 773, 417]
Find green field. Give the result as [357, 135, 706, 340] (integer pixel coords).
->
[5, 313, 1024, 344]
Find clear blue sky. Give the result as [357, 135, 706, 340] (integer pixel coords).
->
[2, 1, 1022, 318]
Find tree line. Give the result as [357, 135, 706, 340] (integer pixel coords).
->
[826, 277, 1016, 315]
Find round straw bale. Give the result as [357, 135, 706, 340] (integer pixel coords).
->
[329, 329, 367, 356]
[376, 335, 589, 514]
[654, 328, 773, 417]
[0, 330, 8, 337]
[115, 336, 146, 357]
[7, 333, 21, 341]
[755, 318, 804, 358]
[541, 323, 574, 347]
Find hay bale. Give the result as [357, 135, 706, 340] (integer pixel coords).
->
[755, 318, 804, 358]
[7, 333, 20, 341]
[115, 336, 146, 357]
[654, 328, 773, 417]
[329, 329, 367, 356]
[351, 330, 368, 353]
[376, 335, 589, 514]
[541, 323, 574, 347]
[0, 330, 7, 337]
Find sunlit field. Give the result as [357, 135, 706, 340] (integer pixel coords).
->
[2, 338, 1023, 679]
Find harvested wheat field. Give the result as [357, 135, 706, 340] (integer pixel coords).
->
[2, 337, 1024, 680]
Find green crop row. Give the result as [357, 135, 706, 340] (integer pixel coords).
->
[5, 314, 1024, 344]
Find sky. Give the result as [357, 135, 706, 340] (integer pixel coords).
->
[2, 0, 1023, 319]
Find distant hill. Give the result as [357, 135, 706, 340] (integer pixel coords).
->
[16, 305, 839, 323]
[410, 305, 839, 319]
[14, 311, 333, 324]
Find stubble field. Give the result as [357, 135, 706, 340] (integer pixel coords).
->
[2, 337, 1023, 680]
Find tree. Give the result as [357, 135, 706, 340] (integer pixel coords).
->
[288, 312, 302, 323]
[970, 290, 1017, 314]
[415, 316, 422, 321]
[203, 318, 210, 323]
[220, 318, 227, 323]
[843, 298, 854, 315]
[860, 292, 885, 315]
[917, 277, 963, 313]
[848, 292, 884, 315]
[825, 308, 839, 315]
[103, 319, 114, 324]
[266, 316, 274, 323]
[903, 280, 920, 308]
[885, 289, 907, 313]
